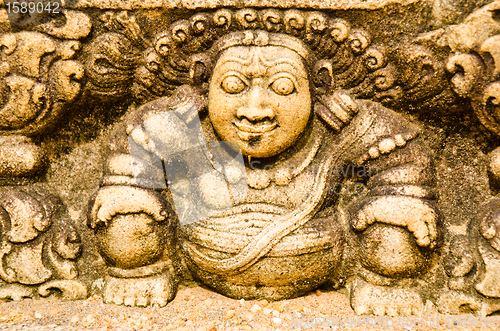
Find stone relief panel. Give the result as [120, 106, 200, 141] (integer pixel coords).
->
[0, 8, 89, 300]
[0, 0, 498, 317]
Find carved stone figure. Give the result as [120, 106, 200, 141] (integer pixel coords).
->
[88, 11, 441, 314]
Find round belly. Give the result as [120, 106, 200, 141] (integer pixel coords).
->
[180, 209, 344, 300]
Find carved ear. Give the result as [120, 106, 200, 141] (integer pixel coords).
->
[313, 59, 335, 92]
[314, 90, 359, 132]
[190, 54, 212, 86]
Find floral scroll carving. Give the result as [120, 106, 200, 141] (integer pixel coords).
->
[0, 9, 91, 301]
[417, 0, 500, 316]
[418, 1, 500, 136]
[0, 186, 86, 301]
[0, 10, 90, 181]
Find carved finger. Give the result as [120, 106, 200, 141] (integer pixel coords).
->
[424, 206, 439, 248]
[89, 192, 105, 228]
[90, 186, 132, 224]
[352, 197, 408, 231]
[351, 206, 373, 231]
[95, 192, 167, 223]
[481, 208, 500, 240]
[352, 196, 439, 247]
[90, 186, 168, 228]
[480, 214, 496, 240]
[490, 235, 500, 252]
[406, 217, 431, 247]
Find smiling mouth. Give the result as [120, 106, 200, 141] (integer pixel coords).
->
[234, 119, 278, 142]
[234, 119, 278, 134]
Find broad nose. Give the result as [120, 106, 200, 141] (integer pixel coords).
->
[236, 85, 275, 122]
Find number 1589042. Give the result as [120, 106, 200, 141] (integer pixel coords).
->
[6, 2, 60, 14]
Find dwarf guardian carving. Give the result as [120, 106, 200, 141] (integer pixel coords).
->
[87, 10, 442, 315]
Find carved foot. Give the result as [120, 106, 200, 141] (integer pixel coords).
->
[103, 273, 177, 307]
[349, 276, 424, 316]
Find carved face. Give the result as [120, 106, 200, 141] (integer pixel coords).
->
[208, 46, 311, 158]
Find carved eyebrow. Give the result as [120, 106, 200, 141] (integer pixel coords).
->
[265, 63, 308, 82]
[266, 61, 305, 73]
[216, 56, 254, 67]
[216, 54, 267, 77]
[217, 48, 305, 68]
[260, 58, 303, 69]
[216, 58, 305, 81]
[268, 72, 299, 86]
[214, 49, 306, 78]
[256, 48, 305, 70]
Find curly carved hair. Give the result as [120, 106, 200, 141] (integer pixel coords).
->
[87, 8, 445, 113]
[137, 9, 387, 97]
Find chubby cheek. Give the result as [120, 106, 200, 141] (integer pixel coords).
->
[208, 90, 240, 136]
[269, 94, 311, 134]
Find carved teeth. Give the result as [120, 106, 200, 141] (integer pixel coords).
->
[234, 120, 277, 133]
[237, 131, 261, 142]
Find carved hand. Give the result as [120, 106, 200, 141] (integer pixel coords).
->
[87, 185, 170, 229]
[351, 196, 440, 248]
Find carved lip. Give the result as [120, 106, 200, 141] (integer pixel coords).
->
[233, 119, 278, 134]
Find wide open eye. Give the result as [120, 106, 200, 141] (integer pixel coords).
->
[270, 77, 296, 96]
[221, 75, 247, 94]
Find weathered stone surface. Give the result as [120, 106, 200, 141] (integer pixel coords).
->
[0, 0, 499, 319]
